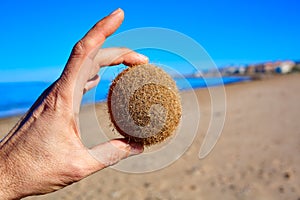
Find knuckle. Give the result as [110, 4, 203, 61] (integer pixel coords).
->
[72, 40, 86, 57]
[117, 47, 131, 54]
[119, 47, 129, 51]
[66, 162, 88, 181]
[121, 47, 132, 54]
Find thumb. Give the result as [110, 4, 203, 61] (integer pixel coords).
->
[87, 139, 144, 169]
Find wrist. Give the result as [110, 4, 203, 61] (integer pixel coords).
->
[0, 153, 20, 200]
[0, 189, 16, 200]
[0, 132, 35, 200]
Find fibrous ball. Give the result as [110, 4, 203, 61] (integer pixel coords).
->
[108, 64, 182, 146]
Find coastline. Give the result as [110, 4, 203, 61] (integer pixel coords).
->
[1, 74, 300, 200]
[0, 76, 251, 119]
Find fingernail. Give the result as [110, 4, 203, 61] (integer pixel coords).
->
[110, 8, 122, 16]
[129, 142, 144, 156]
[137, 53, 149, 62]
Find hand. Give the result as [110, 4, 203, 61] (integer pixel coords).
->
[0, 8, 147, 199]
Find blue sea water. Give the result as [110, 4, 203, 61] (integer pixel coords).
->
[0, 76, 250, 118]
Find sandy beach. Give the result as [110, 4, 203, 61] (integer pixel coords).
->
[1, 74, 300, 200]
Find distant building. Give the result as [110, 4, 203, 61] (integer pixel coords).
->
[202, 59, 298, 77]
[220, 66, 237, 75]
[237, 66, 247, 75]
[245, 65, 256, 75]
[255, 64, 265, 73]
[294, 61, 300, 71]
[264, 62, 276, 73]
[275, 61, 295, 74]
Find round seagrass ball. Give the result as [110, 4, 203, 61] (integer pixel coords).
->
[107, 64, 182, 146]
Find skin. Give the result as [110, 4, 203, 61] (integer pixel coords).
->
[0, 8, 147, 200]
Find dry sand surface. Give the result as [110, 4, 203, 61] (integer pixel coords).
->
[1, 74, 300, 200]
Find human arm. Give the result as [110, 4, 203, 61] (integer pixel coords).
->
[0, 8, 146, 199]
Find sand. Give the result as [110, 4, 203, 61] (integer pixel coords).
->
[1, 74, 299, 200]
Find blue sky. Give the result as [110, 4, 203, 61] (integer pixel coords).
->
[0, 0, 299, 82]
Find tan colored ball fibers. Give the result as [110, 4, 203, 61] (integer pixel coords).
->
[107, 64, 182, 146]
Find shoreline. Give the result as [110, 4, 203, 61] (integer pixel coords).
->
[0, 73, 272, 122]
[0, 74, 253, 119]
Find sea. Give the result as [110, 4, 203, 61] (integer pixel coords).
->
[0, 76, 250, 118]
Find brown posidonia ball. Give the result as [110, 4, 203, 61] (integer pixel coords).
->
[108, 64, 182, 146]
